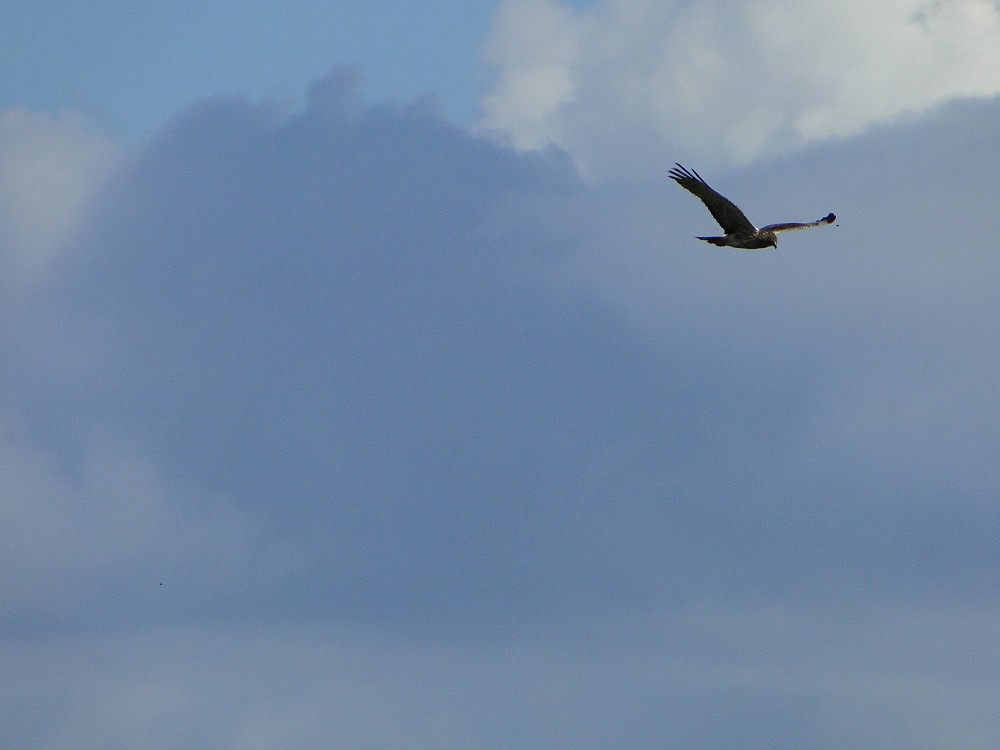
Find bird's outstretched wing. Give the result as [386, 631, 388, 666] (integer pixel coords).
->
[760, 213, 836, 233]
[668, 164, 757, 235]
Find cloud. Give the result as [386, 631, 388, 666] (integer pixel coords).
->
[479, 0, 1000, 176]
[9, 73, 1000, 628]
[5, 69, 1000, 748]
[5, 604, 1000, 749]
[0, 422, 261, 623]
[0, 108, 116, 294]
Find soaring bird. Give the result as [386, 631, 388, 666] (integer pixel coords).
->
[669, 164, 835, 249]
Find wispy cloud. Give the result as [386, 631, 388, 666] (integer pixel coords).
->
[0, 109, 116, 294]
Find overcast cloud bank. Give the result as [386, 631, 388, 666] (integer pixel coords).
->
[1, 19, 1000, 749]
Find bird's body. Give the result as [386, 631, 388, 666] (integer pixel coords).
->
[668, 164, 835, 249]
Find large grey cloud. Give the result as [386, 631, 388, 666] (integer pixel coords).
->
[10, 73, 1000, 619]
[4, 71, 1000, 748]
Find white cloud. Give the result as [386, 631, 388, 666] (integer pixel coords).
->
[0, 424, 258, 620]
[0, 108, 116, 293]
[479, 0, 1000, 176]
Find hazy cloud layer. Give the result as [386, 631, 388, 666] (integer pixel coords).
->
[6, 606, 1000, 749]
[3, 71, 1000, 748]
[480, 0, 1000, 175]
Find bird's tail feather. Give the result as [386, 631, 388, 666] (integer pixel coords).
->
[696, 236, 728, 246]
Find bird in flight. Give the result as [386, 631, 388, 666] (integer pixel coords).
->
[669, 164, 835, 249]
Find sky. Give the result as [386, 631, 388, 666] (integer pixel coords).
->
[3, 1, 1000, 748]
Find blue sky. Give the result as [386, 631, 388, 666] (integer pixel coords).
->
[1, 1, 499, 136]
[4, 1, 1000, 749]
